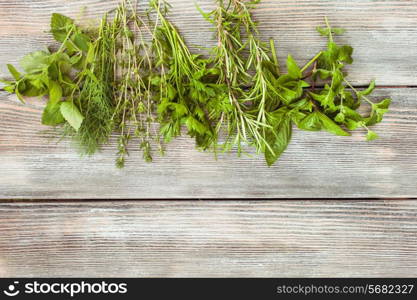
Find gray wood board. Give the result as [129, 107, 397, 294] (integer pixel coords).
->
[1, 88, 416, 199]
[0, 200, 416, 277]
[0, 0, 417, 85]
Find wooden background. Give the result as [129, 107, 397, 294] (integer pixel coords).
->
[0, 0, 416, 277]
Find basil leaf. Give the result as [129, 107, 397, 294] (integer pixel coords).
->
[317, 111, 350, 136]
[265, 118, 292, 167]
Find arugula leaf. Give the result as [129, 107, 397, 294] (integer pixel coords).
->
[60, 101, 84, 131]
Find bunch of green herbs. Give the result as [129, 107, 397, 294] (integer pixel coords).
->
[1, 0, 391, 167]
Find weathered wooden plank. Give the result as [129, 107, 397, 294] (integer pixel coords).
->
[0, 88, 416, 199]
[1, 0, 417, 85]
[0, 200, 415, 277]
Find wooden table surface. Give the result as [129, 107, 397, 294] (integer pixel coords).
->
[0, 0, 416, 277]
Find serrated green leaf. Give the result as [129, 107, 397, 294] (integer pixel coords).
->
[316, 26, 331, 37]
[332, 28, 346, 35]
[338, 45, 353, 64]
[366, 98, 391, 126]
[185, 116, 207, 135]
[60, 101, 84, 131]
[51, 13, 74, 42]
[316, 26, 345, 37]
[20, 51, 50, 73]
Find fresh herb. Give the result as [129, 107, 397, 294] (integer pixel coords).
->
[1, 0, 391, 168]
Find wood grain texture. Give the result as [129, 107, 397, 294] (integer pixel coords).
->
[1, 88, 416, 199]
[0, 200, 416, 277]
[1, 0, 417, 85]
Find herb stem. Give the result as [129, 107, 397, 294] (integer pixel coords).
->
[269, 38, 280, 75]
[301, 51, 322, 73]
[343, 78, 374, 106]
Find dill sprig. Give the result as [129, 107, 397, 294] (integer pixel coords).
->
[71, 14, 116, 155]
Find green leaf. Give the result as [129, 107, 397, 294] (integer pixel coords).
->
[185, 116, 207, 135]
[7, 64, 21, 80]
[60, 101, 84, 131]
[335, 112, 345, 123]
[286, 55, 301, 79]
[167, 83, 177, 101]
[365, 98, 391, 126]
[265, 118, 292, 167]
[51, 13, 74, 42]
[338, 45, 353, 64]
[358, 80, 376, 98]
[318, 42, 338, 69]
[315, 69, 332, 80]
[317, 111, 350, 136]
[173, 103, 188, 117]
[73, 33, 91, 52]
[316, 26, 345, 38]
[366, 130, 379, 141]
[20, 51, 50, 73]
[316, 26, 331, 37]
[195, 2, 214, 23]
[42, 101, 64, 126]
[3, 85, 15, 93]
[332, 28, 346, 35]
[49, 80, 62, 105]
[86, 46, 95, 64]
